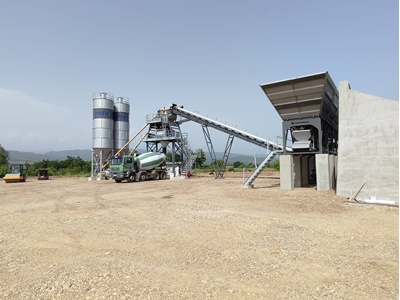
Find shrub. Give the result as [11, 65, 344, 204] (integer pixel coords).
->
[0, 165, 10, 178]
[232, 161, 242, 168]
[270, 160, 280, 171]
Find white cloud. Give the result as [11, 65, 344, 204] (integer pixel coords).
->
[5, 131, 19, 139]
[0, 88, 91, 151]
[21, 132, 50, 142]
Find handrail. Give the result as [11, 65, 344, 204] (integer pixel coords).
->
[115, 97, 130, 104]
[93, 92, 114, 101]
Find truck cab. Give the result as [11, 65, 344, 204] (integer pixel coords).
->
[109, 155, 137, 182]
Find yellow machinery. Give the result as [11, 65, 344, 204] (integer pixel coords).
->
[3, 164, 28, 183]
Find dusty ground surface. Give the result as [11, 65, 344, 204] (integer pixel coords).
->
[0, 172, 398, 300]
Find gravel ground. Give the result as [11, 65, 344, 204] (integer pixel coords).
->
[0, 173, 398, 300]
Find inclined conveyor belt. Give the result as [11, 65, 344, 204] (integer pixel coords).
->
[168, 104, 291, 152]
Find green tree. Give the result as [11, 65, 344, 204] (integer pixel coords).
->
[166, 152, 182, 162]
[194, 149, 207, 168]
[0, 144, 9, 166]
[26, 156, 92, 177]
[233, 161, 242, 168]
[269, 160, 280, 171]
[0, 165, 9, 177]
[215, 159, 224, 168]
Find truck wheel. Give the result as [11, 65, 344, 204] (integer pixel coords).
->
[127, 173, 135, 182]
[153, 172, 160, 180]
[139, 173, 147, 181]
[160, 172, 166, 180]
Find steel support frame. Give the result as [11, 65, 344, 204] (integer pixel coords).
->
[201, 125, 234, 179]
[146, 141, 164, 153]
[202, 125, 219, 175]
[145, 115, 187, 177]
[146, 140, 185, 161]
[219, 135, 234, 178]
[91, 149, 112, 179]
[91, 150, 101, 178]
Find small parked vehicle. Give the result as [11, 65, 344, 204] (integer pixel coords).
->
[38, 169, 49, 180]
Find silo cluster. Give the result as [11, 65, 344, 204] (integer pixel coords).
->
[92, 92, 130, 171]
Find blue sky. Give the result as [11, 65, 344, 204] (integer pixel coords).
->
[0, 0, 398, 155]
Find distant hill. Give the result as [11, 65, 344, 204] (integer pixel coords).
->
[8, 150, 93, 163]
[8, 149, 278, 165]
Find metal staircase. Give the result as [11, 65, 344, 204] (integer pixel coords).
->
[181, 135, 198, 176]
[182, 152, 198, 175]
[242, 151, 277, 188]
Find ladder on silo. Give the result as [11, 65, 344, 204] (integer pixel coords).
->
[242, 151, 277, 188]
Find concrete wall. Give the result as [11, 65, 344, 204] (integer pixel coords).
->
[316, 154, 331, 191]
[336, 81, 399, 202]
[280, 155, 294, 190]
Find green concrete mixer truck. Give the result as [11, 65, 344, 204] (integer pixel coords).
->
[109, 152, 168, 183]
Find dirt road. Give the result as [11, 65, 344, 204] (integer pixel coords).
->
[0, 174, 398, 299]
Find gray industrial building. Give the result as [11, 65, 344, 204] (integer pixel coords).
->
[261, 72, 398, 203]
